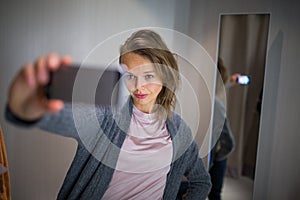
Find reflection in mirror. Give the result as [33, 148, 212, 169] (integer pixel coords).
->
[210, 13, 270, 200]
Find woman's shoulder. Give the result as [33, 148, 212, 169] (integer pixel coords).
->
[169, 111, 189, 128]
[167, 111, 192, 140]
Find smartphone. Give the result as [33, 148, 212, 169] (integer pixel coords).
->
[236, 75, 251, 85]
[45, 64, 121, 106]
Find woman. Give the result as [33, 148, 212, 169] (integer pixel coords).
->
[6, 30, 211, 199]
[208, 58, 235, 200]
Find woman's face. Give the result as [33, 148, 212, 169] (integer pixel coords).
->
[121, 53, 163, 113]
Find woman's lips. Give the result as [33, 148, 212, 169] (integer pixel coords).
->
[134, 94, 148, 99]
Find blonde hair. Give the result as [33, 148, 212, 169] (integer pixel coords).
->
[119, 30, 180, 117]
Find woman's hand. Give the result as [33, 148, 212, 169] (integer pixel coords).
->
[7, 53, 72, 121]
[229, 73, 241, 85]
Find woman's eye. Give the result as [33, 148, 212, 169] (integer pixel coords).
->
[145, 74, 154, 79]
[126, 74, 135, 80]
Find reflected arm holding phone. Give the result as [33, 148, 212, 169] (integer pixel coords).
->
[226, 73, 251, 88]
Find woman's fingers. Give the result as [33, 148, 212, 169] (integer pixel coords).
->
[35, 56, 48, 85]
[47, 99, 64, 113]
[61, 55, 73, 67]
[46, 53, 60, 70]
[23, 63, 36, 88]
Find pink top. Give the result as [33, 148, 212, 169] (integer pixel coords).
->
[102, 106, 173, 200]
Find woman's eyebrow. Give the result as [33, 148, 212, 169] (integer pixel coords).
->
[143, 70, 156, 74]
[124, 70, 156, 76]
[124, 71, 134, 75]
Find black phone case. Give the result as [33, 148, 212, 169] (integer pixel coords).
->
[45, 65, 121, 106]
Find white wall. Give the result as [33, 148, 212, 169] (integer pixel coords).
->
[188, 0, 300, 199]
[0, 0, 192, 199]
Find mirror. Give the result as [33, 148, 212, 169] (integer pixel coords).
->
[211, 13, 270, 199]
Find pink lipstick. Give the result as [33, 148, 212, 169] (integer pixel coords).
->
[135, 94, 148, 99]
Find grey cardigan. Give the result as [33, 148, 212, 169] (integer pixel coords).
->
[210, 98, 235, 166]
[6, 99, 211, 200]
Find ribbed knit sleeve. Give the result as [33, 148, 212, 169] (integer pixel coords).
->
[5, 103, 106, 142]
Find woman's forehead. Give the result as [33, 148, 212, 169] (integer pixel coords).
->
[121, 53, 156, 73]
[123, 64, 156, 75]
[121, 53, 149, 66]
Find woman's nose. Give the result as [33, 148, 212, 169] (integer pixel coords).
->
[135, 77, 146, 90]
